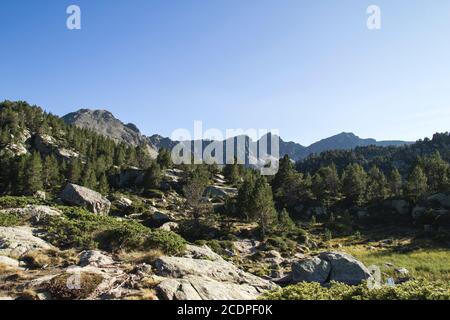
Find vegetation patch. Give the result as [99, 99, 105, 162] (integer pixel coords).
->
[40, 207, 186, 255]
[45, 272, 104, 300]
[261, 279, 450, 300]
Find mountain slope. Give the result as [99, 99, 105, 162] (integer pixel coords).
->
[62, 109, 412, 161]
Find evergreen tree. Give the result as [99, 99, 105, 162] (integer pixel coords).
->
[252, 176, 277, 239]
[366, 165, 389, 202]
[388, 168, 403, 197]
[278, 208, 296, 233]
[25, 152, 44, 195]
[43, 155, 60, 191]
[157, 148, 173, 169]
[420, 151, 449, 193]
[312, 164, 341, 208]
[406, 165, 428, 201]
[98, 173, 110, 195]
[67, 158, 82, 184]
[342, 163, 367, 206]
[143, 161, 162, 189]
[81, 163, 97, 190]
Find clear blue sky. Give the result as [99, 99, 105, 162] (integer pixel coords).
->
[1, 0, 450, 145]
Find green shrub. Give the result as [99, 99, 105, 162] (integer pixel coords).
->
[0, 196, 45, 209]
[265, 236, 297, 255]
[260, 279, 450, 300]
[0, 212, 22, 227]
[40, 207, 186, 255]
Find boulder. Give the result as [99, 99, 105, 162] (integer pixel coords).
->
[116, 197, 133, 209]
[153, 245, 278, 300]
[157, 276, 261, 300]
[0, 255, 20, 268]
[292, 257, 331, 284]
[61, 184, 111, 215]
[0, 226, 55, 259]
[0, 205, 61, 223]
[205, 186, 237, 199]
[412, 206, 427, 220]
[384, 199, 411, 215]
[78, 250, 115, 267]
[159, 222, 179, 232]
[34, 191, 47, 200]
[318, 252, 372, 285]
[428, 193, 450, 209]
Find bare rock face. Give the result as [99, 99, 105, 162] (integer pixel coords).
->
[0, 205, 61, 223]
[0, 226, 55, 259]
[291, 252, 371, 285]
[292, 257, 331, 284]
[154, 245, 278, 300]
[61, 184, 111, 215]
[78, 250, 115, 267]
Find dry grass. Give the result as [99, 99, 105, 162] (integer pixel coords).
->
[45, 272, 104, 300]
[117, 249, 163, 265]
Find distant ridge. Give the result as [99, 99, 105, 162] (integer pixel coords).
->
[63, 109, 413, 161]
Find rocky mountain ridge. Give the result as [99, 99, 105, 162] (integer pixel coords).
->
[63, 109, 413, 161]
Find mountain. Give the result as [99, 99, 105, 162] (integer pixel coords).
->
[62, 109, 412, 161]
[306, 132, 412, 155]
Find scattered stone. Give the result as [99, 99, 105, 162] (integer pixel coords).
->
[159, 222, 179, 232]
[61, 184, 111, 215]
[116, 197, 133, 209]
[0, 226, 55, 259]
[79, 250, 115, 267]
[34, 191, 47, 200]
[0, 205, 61, 223]
[0, 255, 20, 268]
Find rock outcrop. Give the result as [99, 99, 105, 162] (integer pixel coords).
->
[0, 226, 55, 259]
[0, 205, 61, 223]
[61, 184, 111, 215]
[291, 252, 371, 285]
[153, 245, 278, 300]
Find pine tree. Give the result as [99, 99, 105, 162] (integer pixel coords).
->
[366, 165, 389, 202]
[420, 151, 449, 193]
[143, 161, 162, 189]
[98, 173, 110, 195]
[278, 208, 296, 233]
[252, 176, 277, 239]
[81, 163, 97, 190]
[25, 152, 44, 195]
[388, 168, 403, 197]
[43, 155, 60, 191]
[342, 163, 367, 206]
[67, 158, 82, 184]
[157, 148, 173, 169]
[406, 165, 428, 201]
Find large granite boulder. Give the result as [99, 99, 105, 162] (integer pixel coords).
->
[291, 252, 371, 285]
[292, 257, 331, 283]
[319, 252, 372, 285]
[0, 226, 55, 259]
[428, 193, 450, 209]
[383, 199, 411, 215]
[153, 245, 278, 300]
[61, 184, 111, 215]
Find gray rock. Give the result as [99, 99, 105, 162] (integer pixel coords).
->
[0, 255, 20, 268]
[412, 206, 427, 220]
[34, 191, 47, 200]
[153, 245, 278, 300]
[61, 184, 111, 215]
[79, 250, 115, 267]
[292, 257, 331, 284]
[384, 199, 411, 215]
[0, 226, 55, 259]
[319, 252, 371, 285]
[159, 222, 179, 232]
[428, 193, 450, 209]
[157, 276, 261, 300]
[0, 205, 61, 223]
[116, 197, 133, 209]
[205, 186, 237, 199]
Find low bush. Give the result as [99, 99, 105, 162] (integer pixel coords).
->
[40, 207, 186, 255]
[0, 196, 45, 209]
[45, 272, 104, 300]
[0, 212, 22, 227]
[260, 279, 450, 300]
